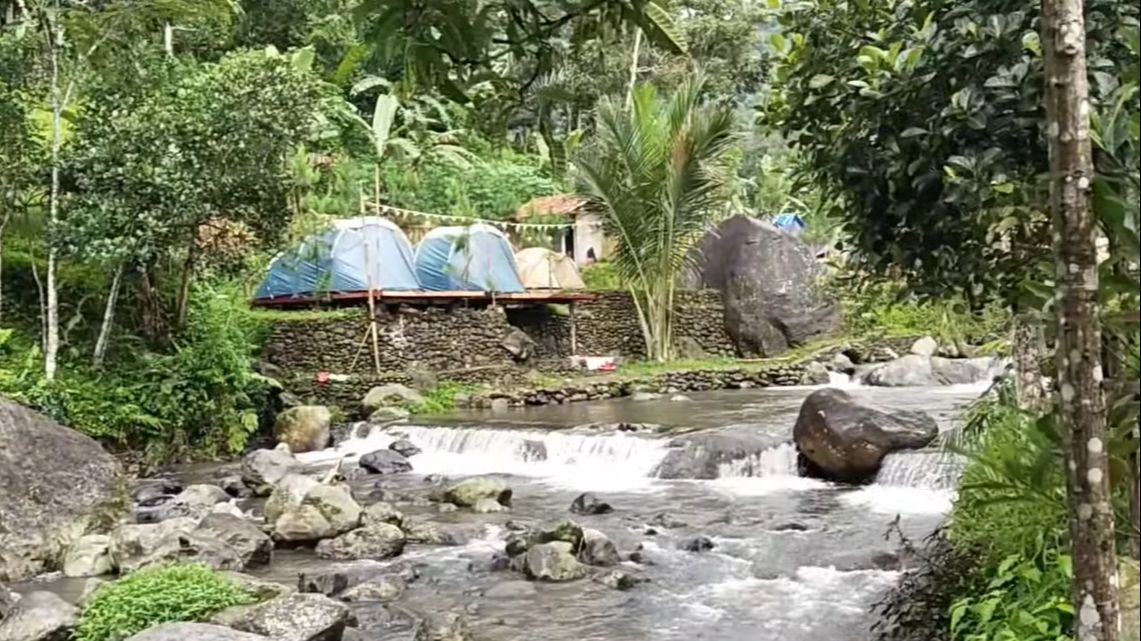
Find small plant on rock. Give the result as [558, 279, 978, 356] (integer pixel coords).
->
[74, 564, 254, 641]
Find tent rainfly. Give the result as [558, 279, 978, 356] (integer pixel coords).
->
[254, 216, 419, 301]
[414, 224, 525, 293]
[515, 247, 585, 290]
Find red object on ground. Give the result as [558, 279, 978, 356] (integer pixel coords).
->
[598, 362, 618, 373]
[316, 371, 331, 384]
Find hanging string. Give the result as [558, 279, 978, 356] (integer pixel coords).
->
[365, 201, 577, 230]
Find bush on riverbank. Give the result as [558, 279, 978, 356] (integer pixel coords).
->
[75, 564, 254, 641]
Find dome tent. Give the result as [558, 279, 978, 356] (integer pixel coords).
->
[255, 216, 419, 301]
[516, 247, 585, 290]
[414, 224, 524, 293]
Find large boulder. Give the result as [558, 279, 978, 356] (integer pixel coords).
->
[297, 560, 405, 596]
[362, 385, 424, 414]
[521, 543, 588, 582]
[108, 517, 199, 573]
[859, 355, 1005, 387]
[265, 475, 361, 541]
[181, 514, 273, 570]
[62, 534, 113, 577]
[0, 591, 78, 641]
[578, 528, 621, 567]
[211, 593, 349, 641]
[439, 477, 512, 508]
[240, 449, 303, 496]
[359, 450, 412, 475]
[793, 388, 939, 482]
[274, 406, 332, 453]
[500, 327, 537, 361]
[682, 215, 840, 357]
[0, 401, 124, 582]
[159, 484, 231, 521]
[126, 623, 270, 641]
[654, 427, 789, 479]
[315, 523, 406, 561]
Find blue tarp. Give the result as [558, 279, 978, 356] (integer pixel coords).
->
[255, 217, 420, 300]
[414, 224, 525, 293]
[773, 213, 807, 236]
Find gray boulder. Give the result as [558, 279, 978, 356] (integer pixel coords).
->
[297, 560, 412, 596]
[361, 502, 404, 528]
[359, 450, 412, 475]
[181, 514, 272, 571]
[578, 529, 621, 567]
[388, 439, 421, 458]
[0, 583, 16, 620]
[830, 353, 856, 374]
[274, 406, 332, 453]
[522, 543, 587, 582]
[265, 475, 361, 541]
[240, 449, 303, 496]
[211, 593, 349, 641]
[0, 591, 78, 641]
[338, 574, 406, 602]
[500, 327, 537, 361]
[315, 524, 406, 561]
[654, 428, 789, 479]
[109, 517, 199, 573]
[272, 506, 334, 543]
[683, 215, 840, 357]
[793, 388, 939, 482]
[62, 534, 113, 577]
[400, 519, 474, 546]
[160, 484, 231, 521]
[910, 336, 939, 357]
[859, 355, 1004, 387]
[414, 612, 473, 641]
[570, 493, 612, 515]
[800, 361, 830, 385]
[0, 401, 124, 582]
[362, 385, 424, 414]
[221, 572, 295, 602]
[440, 477, 512, 508]
[126, 623, 270, 641]
[368, 407, 410, 424]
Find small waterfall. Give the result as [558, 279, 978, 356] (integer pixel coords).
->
[874, 450, 964, 491]
[299, 424, 671, 482]
[717, 443, 800, 478]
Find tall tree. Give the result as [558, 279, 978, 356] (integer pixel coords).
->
[1042, 0, 1121, 638]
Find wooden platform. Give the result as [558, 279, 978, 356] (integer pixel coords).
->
[252, 290, 597, 308]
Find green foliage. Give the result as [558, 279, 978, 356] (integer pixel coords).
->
[581, 262, 623, 291]
[406, 382, 479, 414]
[75, 564, 254, 641]
[837, 279, 1008, 346]
[575, 75, 736, 361]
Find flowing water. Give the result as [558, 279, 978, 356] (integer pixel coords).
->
[276, 378, 981, 641]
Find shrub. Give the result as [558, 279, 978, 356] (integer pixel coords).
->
[74, 564, 254, 641]
[581, 262, 622, 291]
[407, 382, 478, 414]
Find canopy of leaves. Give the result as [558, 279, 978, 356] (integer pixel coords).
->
[771, 0, 1138, 305]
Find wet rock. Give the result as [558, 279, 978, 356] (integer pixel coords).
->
[273, 506, 334, 543]
[161, 484, 231, 521]
[594, 569, 648, 590]
[389, 439, 422, 458]
[799, 361, 830, 385]
[484, 580, 537, 598]
[274, 406, 332, 454]
[830, 353, 856, 374]
[521, 544, 588, 582]
[650, 513, 688, 529]
[472, 498, 507, 514]
[184, 514, 273, 570]
[362, 385, 424, 414]
[0, 401, 124, 583]
[516, 440, 548, 462]
[0, 584, 15, 621]
[441, 477, 512, 508]
[125, 623, 270, 641]
[910, 336, 939, 357]
[858, 355, 1004, 387]
[362, 502, 404, 528]
[578, 529, 621, 567]
[315, 524, 406, 561]
[359, 450, 413, 475]
[0, 591, 78, 641]
[654, 429, 787, 480]
[266, 475, 361, 540]
[109, 517, 198, 573]
[211, 501, 246, 519]
[240, 448, 303, 496]
[630, 391, 661, 402]
[413, 612, 473, 641]
[793, 388, 939, 482]
[401, 519, 474, 546]
[212, 593, 349, 641]
[339, 575, 406, 603]
[133, 478, 183, 505]
[570, 493, 613, 516]
[298, 560, 397, 596]
[221, 572, 295, 601]
[304, 485, 363, 534]
[679, 536, 716, 552]
[218, 476, 251, 499]
[368, 407, 410, 424]
[77, 578, 107, 606]
[62, 534, 113, 577]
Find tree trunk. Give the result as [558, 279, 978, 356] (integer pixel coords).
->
[174, 241, 197, 330]
[1013, 312, 1047, 411]
[44, 9, 62, 382]
[1042, 0, 1121, 638]
[625, 28, 642, 108]
[92, 264, 123, 369]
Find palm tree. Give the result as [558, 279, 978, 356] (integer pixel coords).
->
[575, 74, 736, 361]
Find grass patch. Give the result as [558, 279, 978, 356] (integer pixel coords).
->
[406, 382, 481, 414]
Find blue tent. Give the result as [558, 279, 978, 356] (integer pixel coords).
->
[773, 213, 807, 236]
[414, 224, 524, 293]
[255, 217, 420, 300]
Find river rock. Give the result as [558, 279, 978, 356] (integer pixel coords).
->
[441, 477, 512, 508]
[361, 502, 404, 528]
[799, 361, 830, 385]
[401, 519, 473, 546]
[315, 523, 406, 560]
[0, 401, 124, 583]
[273, 506, 334, 543]
[218, 476, 251, 499]
[160, 484, 231, 521]
[389, 439, 421, 458]
[266, 475, 361, 540]
[133, 478, 183, 505]
[859, 355, 1004, 387]
[62, 534, 113, 577]
[578, 529, 621, 567]
[630, 391, 661, 402]
[274, 406, 332, 453]
[359, 450, 413, 475]
[0, 591, 78, 641]
[910, 336, 939, 357]
[682, 215, 840, 356]
[212, 593, 349, 641]
[362, 385, 424, 414]
[654, 428, 788, 479]
[222, 572, 296, 601]
[109, 517, 198, 573]
[472, 498, 507, 514]
[522, 543, 588, 582]
[570, 493, 613, 515]
[126, 623, 270, 641]
[594, 569, 649, 590]
[414, 612, 473, 641]
[241, 448, 303, 496]
[184, 514, 272, 570]
[338, 574, 406, 602]
[368, 407, 410, 423]
[297, 560, 406, 596]
[679, 536, 716, 552]
[793, 388, 939, 482]
[830, 353, 856, 374]
[0, 583, 16, 620]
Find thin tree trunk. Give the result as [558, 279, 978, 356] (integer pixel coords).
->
[44, 7, 62, 382]
[92, 264, 123, 369]
[175, 241, 197, 330]
[1042, 0, 1121, 638]
[1013, 312, 1047, 411]
[625, 28, 642, 108]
